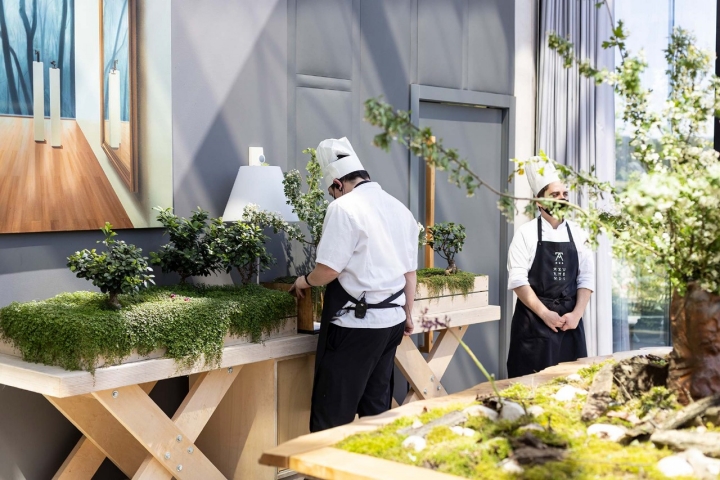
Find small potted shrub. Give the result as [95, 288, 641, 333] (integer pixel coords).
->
[151, 207, 220, 283]
[415, 222, 490, 323]
[67, 222, 155, 309]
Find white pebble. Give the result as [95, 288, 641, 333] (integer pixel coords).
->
[681, 448, 720, 477]
[657, 455, 695, 477]
[527, 405, 545, 417]
[553, 385, 588, 402]
[450, 426, 476, 437]
[463, 405, 499, 421]
[566, 373, 583, 382]
[499, 458, 524, 474]
[411, 419, 423, 429]
[407, 453, 417, 462]
[519, 423, 545, 432]
[587, 423, 627, 442]
[499, 401, 525, 421]
[402, 435, 427, 452]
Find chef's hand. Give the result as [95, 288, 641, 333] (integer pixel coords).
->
[403, 315, 414, 336]
[289, 276, 309, 299]
[541, 310, 565, 333]
[560, 311, 581, 331]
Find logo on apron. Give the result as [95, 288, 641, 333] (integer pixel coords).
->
[553, 251, 566, 281]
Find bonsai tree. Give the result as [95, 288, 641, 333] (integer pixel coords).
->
[151, 207, 220, 283]
[209, 218, 275, 285]
[282, 147, 329, 268]
[365, 3, 720, 402]
[426, 222, 466, 275]
[67, 223, 154, 308]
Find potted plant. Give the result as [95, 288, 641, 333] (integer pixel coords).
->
[415, 222, 491, 326]
[262, 148, 329, 332]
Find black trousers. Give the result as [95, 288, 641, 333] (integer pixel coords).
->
[309, 321, 405, 432]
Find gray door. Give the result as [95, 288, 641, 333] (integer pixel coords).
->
[419, 101, 505, 393]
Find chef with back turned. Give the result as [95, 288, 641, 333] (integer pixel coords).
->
[289, 137, 420, 432]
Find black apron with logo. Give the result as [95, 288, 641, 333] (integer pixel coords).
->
[506, 217, 587, 378]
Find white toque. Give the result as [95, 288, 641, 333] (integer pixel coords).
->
[525, 156, 562, 196]
[316, 137, 365, 189]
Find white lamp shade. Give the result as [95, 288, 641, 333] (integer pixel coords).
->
[222, 166, 299, 222]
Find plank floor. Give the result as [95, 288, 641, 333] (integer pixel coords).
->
[0, 116, 133, 233]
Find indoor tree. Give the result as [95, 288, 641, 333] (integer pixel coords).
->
[67, 223, 154, 309]
[365, 3, 720, 401]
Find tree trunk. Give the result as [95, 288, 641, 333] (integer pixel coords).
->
[19, 0, 38, 93]
[9, 45, 31, 111]
[108, 292, 121, 309]
[0, 0, 22, 114]
[668, 282, 720, 403]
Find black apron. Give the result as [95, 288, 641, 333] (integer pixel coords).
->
[506, 217, 587, 378]
[313, 279, 404, 375]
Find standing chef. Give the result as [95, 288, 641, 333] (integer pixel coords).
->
[290, 137, 419, 432]
[506, 160, 594, 378]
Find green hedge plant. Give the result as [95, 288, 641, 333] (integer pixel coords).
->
[0, 284, 295, 372]
[67, 223, 154, 309]
[151, 207, 220, 283]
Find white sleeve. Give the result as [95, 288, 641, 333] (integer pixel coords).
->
[507, 230, 531, 290]
[406, 215, 419, 272]
[574, 226, 595, 291]
[315, 204, 358, 273]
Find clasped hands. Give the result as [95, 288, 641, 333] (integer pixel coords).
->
[541, 309, 580, 333]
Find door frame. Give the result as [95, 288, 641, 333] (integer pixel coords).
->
[409, 84, 516, 379]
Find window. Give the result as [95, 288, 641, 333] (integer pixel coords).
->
[612, 0, 717, 352]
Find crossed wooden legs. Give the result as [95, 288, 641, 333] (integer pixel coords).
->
[394, 325, 466, 404]
[47, 367, 241, 479]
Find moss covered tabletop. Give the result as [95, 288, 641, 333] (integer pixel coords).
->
[0, 284, 318, 397]
[260, 348, 674, 480]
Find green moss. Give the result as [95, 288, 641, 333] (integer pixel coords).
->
[426, 426, 457, 444]
[337, 363, 688, 479]
[417, 268, 478, 297]
[0, 284, 295, 372]
[577, 359, 615, 381]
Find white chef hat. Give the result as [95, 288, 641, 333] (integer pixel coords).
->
[316, 137, 365, 189]
[525, 156, 562, 196]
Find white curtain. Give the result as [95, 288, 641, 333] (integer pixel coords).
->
[537, 0, 616, 356]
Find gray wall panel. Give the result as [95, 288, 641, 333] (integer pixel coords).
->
[294, 87, 353, 168]
[296, 0, 353, 79]
[469, 0, 515, 94]
[172, 0, 289, 218]
[358, 0, 413, 204]
[418, 0, 465, 89]
[420, 101, 505, 391]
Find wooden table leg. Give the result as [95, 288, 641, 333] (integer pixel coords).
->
[92, 384, 226, 479]
[132, 366, 241, 479]
[48, 382, 157, 479]
[394, 336, 449, 402]
[52, 437, 106, 480]
[396, 326, 466, 405]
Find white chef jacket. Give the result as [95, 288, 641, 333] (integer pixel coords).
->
[507, 216, 595, 292]
[315, 182, 419, 328]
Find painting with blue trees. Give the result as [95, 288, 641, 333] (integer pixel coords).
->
[103, 0, 128, 122]
[0, 0, 75, 118]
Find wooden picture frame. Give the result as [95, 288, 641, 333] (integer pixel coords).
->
[99, 0, 138, 192]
